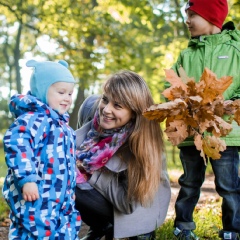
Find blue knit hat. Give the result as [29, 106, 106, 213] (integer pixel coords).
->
[26, 59, 75, 104]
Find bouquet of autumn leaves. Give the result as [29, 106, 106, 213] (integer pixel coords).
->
[143, 67, 240, 164]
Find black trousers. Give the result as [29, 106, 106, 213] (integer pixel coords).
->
[75, 187, 156, 239]
[75, 187, 113, 231]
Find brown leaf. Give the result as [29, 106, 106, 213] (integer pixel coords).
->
[234, 109, 240, 125]
[143, 67, 237, 161]
[162, 69, 188, 100]
[179, 66, 195, 84]
[194, 133, 207, 165]
[164, 120, 188, 145]
[168, 86, 187, 100]
[212, 116, 232, 137]
[200, 68, 232, 104]
[202, 136, 226, 160]
[232, 100, 240, 125]
[143, 99, 187, 122]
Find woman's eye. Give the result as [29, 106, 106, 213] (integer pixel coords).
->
[115, 103, 122, 108]
[102, 97, 108, 103]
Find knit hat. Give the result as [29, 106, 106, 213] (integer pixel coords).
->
[185, 0, 228, 29]
[26, 59, 75, 104]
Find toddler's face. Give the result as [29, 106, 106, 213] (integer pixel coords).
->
[186, 10, 218, 37]
[47, 82, 75, 115]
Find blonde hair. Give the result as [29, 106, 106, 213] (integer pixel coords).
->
[103, 70, 164, 205]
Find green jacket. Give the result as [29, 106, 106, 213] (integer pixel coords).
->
[169, 22, 240, 147]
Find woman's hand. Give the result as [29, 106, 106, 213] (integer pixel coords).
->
[22, 182, 40, 201]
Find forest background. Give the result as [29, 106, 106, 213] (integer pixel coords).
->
[0, 0, 239, 166]
[0, 1, 240, 238]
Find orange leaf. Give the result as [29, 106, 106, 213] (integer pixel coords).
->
[143, 99, 187, 122]
[143, 67, 237, 161]
[165, 120, 189, 145]
[194, 133, 207, 165]
[162, 69, 188, 100]
[202, 136, 226, 160]
[200, 68, 232, 104]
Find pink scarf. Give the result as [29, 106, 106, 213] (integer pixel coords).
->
[76, 111, 133, 184]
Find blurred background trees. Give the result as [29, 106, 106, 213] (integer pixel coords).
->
[0, 0, 239, 133]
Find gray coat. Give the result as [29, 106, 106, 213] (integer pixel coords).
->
[76, 122, 171, 238]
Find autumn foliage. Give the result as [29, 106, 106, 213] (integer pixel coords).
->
[143, 67, 240, 163]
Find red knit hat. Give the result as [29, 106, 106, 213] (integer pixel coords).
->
[185, 0, 228, 29]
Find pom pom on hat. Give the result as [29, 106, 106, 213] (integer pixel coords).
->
[27, 59, 75, 104]
[185, 0, 228, 29]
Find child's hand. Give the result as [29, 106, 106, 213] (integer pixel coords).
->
[22, 182, 40, 202]
[72, 193, 76, 201]
[224, 100, 233, 107]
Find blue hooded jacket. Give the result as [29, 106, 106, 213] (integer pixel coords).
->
[3, 93, 81, 239]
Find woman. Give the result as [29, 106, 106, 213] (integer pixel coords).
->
[75, 70, 171, 239]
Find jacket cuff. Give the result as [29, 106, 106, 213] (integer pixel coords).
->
[18, 175, 37, 187]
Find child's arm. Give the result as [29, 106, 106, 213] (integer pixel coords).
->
[4, 113, 49, 188]
[22, 182, 39, 201]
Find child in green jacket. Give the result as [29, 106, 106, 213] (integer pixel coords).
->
[170, 0, 240, 239]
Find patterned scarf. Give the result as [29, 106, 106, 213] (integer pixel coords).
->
[76, 110, 133, 184]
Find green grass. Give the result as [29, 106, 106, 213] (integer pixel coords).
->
[0, 189, 9, 222]
[0, 145, 8, 221]
[0, 145, 7, 180]
[156, 198, 222, 239]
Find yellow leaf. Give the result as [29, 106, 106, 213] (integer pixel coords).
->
[202, 136, 226, 160]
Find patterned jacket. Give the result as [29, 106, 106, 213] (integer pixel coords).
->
[3, 93, 81, 239]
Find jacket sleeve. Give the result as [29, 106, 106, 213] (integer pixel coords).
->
[4, 113, 49, 187]
[88, 169, 138, 214]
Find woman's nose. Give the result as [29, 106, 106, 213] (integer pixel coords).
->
[103, 103, 113, 113]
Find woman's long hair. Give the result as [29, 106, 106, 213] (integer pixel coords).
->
[103, 70, 164, 205]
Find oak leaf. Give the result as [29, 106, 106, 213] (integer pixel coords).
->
[143, 67, 239, 161]
[202, 136, 226, 160]
[164, 120, 188, 146]
[199, 68, 233, 104]
[143, 99, 187, 122]
[162, 69, 188, 100]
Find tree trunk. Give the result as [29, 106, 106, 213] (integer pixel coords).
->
[69, 87, 85, 130]
[14, 22, 22, 94]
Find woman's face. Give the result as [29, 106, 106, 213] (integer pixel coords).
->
[98, 94, 133, 130]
